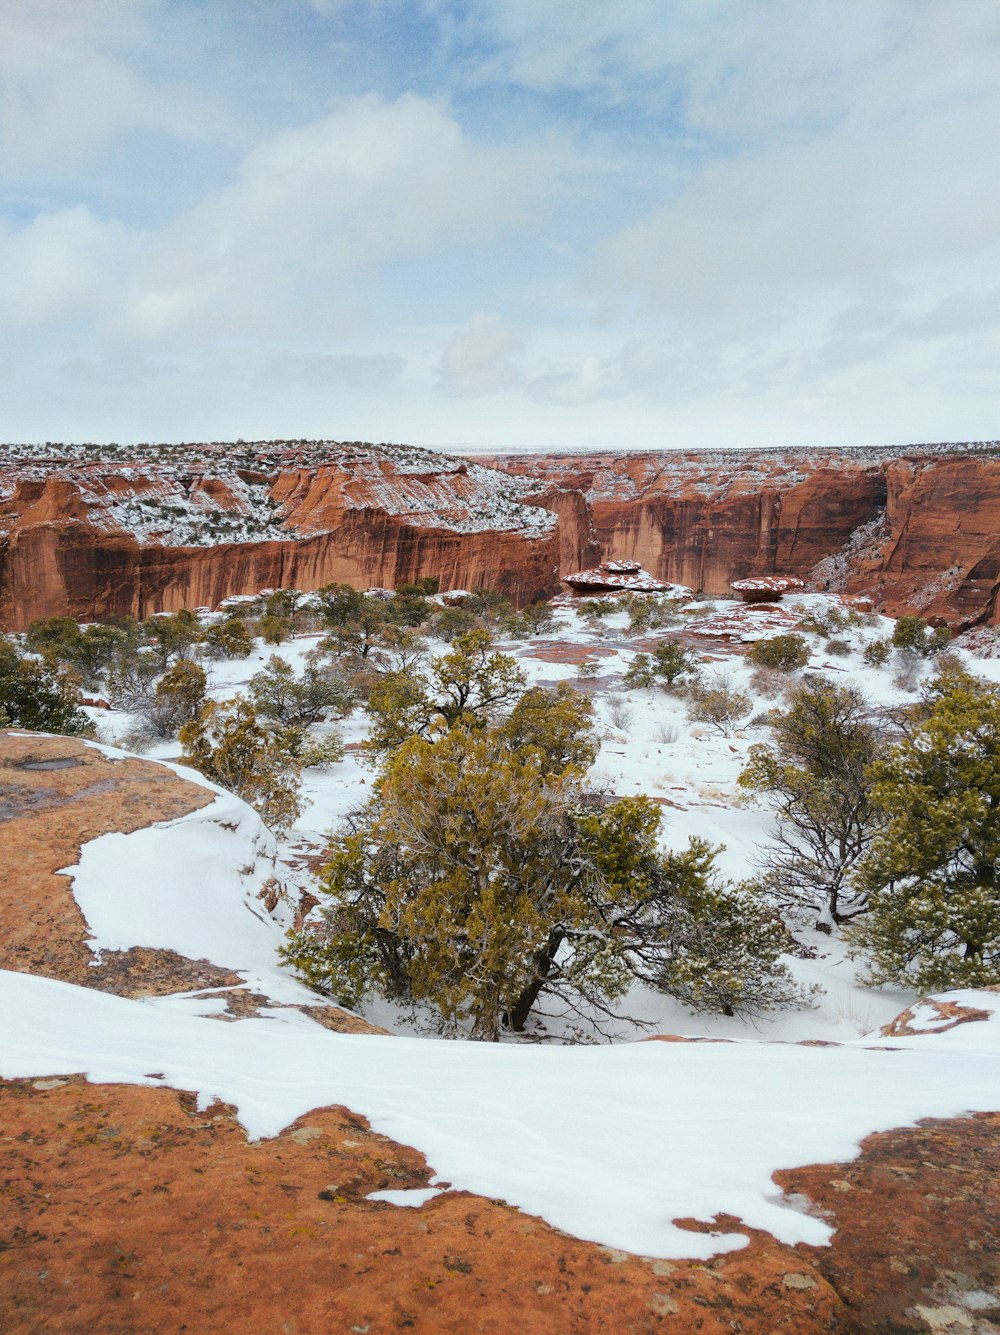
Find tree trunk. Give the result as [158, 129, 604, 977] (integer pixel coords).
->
[506, 928, 564, 1033]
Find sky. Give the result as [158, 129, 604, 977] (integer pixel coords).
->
[1, 0, 998, 453]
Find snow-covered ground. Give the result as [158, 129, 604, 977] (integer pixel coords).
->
[2, 967, 999, 1259]
[5, 588, 1000, 1260]
[86, 589, 986, 1045]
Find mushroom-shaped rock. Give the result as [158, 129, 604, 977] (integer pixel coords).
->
[730, 576, 806, 604]
[563, 561, 677, 595]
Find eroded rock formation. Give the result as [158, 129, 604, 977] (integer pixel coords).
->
[562, 559, 675, 594]
[3, 438, 1000, 630]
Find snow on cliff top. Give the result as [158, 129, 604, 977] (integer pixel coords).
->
[0, 440, 556, 545]
[486, 439, 1000, 502]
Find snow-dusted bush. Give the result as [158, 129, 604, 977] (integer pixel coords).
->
[862, 639, 891, 667]
[748, 667, 792, 701]
[622, 594, 686, 633]
[891, 649, 923, 692]
[687, 673, 752, 736]
[203, 616, 253, 660]
[606, 696, 634, 731]
[653, 721, 679, 745]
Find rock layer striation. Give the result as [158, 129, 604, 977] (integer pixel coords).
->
[3, 439, 1000, 629]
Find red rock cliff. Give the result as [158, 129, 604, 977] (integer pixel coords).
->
[3, 439, 1000, 630]
[0, 443, 561, 629]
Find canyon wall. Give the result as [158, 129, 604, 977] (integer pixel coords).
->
[839, 455, 1000, 626]
[2, 440, 1000, 630]
[498, 451, 889, 596]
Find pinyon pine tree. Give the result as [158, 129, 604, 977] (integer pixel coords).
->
[849, 667, 1000, 989]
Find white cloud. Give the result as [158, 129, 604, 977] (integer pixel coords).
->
[444, 1, 1000, 143]
[0, 206, 129, 327]
[121, 94, 548, 341]
[255, 351, 405, 388]
[0, 0, 215, 172]
[0, 2, 998, 453]
[436, 313, 526, 397]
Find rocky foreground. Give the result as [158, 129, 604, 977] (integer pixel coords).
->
[2, 732, 999, 1333]
[4, 439, 1000, 630]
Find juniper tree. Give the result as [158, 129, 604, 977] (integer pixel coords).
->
[891, 615, 950, 657]
[180, 698, 302, 833]
[146, 658, 208, 737]
[747, 634, 809, 672]
[249, 653, 355, 727]
[203, 616, 253, 660]
[257, 612, 292, 645]
[497, 682, 597, 776]
[0, 637, 94, 737]
[625, 640, 701, 690]
[313, 582, 366, 629]
[849, 668, 1000, 989]
[142, 608, 202, 668]
[284, 725, 800, 1039]
[24, 617, 135, 689]
[320, 600, 394, 663]
[365, 628, 526, 753]
[739, 677, 884, 924]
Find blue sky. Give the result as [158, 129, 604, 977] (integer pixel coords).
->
[1, 0, 998, 452]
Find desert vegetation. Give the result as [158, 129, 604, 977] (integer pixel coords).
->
[6, 579, 1000, 1043]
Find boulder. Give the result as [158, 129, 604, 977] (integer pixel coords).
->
[731, 575, 806, 603]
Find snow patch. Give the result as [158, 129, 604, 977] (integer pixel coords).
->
[1, 969, 998, 1259]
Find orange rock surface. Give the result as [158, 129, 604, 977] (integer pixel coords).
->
[0, 730, 382, 1031]
[2, 1076, 996, 1333]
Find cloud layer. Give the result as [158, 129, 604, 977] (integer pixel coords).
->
[1, 0, 998, 450]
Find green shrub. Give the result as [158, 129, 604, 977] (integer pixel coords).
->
[625, 640, 701, 690]
[747, 634, 809, 672]
[862, 639, 891, 667]
[257, 613, 292, 645]
[0, 638, 93, 736]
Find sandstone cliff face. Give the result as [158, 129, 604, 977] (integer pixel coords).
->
[0, 443, 561, 629]
[495, 449, 888, 595]
[0, 514, 561, 628]
[839, 454, 1000, 625]
[495, 444, 1000, 627]
[3, 439, 1000, 630]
